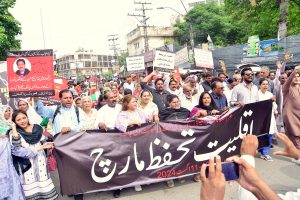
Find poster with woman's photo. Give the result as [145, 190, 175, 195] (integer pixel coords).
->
[6, 49, 55, 98]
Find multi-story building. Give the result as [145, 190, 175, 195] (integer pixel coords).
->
[56, 51, 117, 79]
[127, 26, 175, 56]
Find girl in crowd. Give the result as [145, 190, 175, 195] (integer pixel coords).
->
[18, 99, 48, 126]
[80, 96, 98, 130]
[0, 106, 41, 200]
[159, 94, 190, 121]
[115, 95, 147, 193]
[95, 94, 106, 110]
[118, 85, 125, 100]
[257, 78, 278, 161]
[11, 110, 58, 200]
[189, 92, 220, 119]
[137, 90, 159, 123]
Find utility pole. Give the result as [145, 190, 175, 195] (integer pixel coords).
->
[108, 34, 120, 63]
[128, 1, 152, 53]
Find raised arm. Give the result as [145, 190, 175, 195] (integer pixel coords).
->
[33, 98, 56, 119]
[282, 65, 300, 94]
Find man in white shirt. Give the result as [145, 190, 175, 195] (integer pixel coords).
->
[95, 91, 121, 130]
[180, 84, 198, 111]
[231, 67, 258, 106]
[123, 77, 135, 92]
[168, 79, 182, 96]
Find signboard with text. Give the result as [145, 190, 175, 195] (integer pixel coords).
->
[6, 49, 55, 98]
[194, 48, 214, 69]
[153, 50, 175, 72]
[126, 56, 145, 72]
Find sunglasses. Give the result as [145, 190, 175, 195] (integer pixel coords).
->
[244, 73, 254, 76]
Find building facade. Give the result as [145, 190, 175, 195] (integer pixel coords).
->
[56, 51, 117, 79]
[127, 26, 175, 56]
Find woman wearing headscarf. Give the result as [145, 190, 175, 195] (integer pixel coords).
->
[0, 106, 48, 200]
[17, 99, 48, 127]
[159, 94, 190, 121]
[189, 92, 220, 119]
[11, 110, 58, 200]
[137, 90, 159, 123]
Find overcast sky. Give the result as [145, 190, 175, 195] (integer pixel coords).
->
[11, 0, 193, 56]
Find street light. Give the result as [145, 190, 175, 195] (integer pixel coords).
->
[157, 4, 195, 52]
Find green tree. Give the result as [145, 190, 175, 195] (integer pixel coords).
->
[118, 51, 128, 67]
[0, 0, 22, 61]
[174, 3, 245, 47]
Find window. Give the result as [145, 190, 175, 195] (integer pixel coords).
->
[92, 61, 97, 67]
[78, 54, 83, 59]
[85, 61, 91, 67]
[84, 54, 91, 59]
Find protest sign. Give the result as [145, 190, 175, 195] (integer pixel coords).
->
[39, 76, 68, 105]
[153, 50, 175, 72]
[6, 49, 55, 98]
[175, 47, 189, 66]
[126, 56, 145, 72]
[194, 48, 214, 69]
[54, 100, 272, 195]
[247, 35, 260, 57]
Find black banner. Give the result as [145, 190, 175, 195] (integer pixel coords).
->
[54, 100, 272, 195]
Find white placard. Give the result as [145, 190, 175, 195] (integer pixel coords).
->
[194, 48, 214, 69]
[126, 56, 145, 72]
[153, 50, 175, 71]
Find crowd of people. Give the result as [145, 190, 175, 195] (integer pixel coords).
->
[0, 62, 299, 200]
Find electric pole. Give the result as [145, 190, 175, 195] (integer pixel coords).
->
[128, 1, 152, 53]
[108, 34, 120, 64]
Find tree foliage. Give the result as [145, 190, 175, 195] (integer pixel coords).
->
[174, 0, 300, 47]
[0, 0, 21, 61]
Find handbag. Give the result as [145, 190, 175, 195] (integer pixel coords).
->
[47, 149, 57, 172]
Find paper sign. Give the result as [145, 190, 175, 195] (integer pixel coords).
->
[194, 48, 214, 69]
[153, 50, 175, 72]
[126, 56, 145, 72]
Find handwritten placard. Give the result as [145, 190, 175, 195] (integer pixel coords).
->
[153, 50, 175, 72]
[126, 56, 145, 72]
[175, 47, 189, 66]
[194, 48, 214, 69]
[6, 49, 55, 98]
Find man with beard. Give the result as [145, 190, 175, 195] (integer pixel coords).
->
[94, 91, 121, 130]
[141, 71, 170, 112]
[230, 67, 258, 106]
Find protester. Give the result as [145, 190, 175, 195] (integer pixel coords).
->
[116, 94, 147, 133]
[201, 73, 213, 92]
[18, 99, 47, 126]
[141, 71, 171, 112]
[232, 73, 242, 83]
[210, 80, 229, 111]
[282, 65, 300, 149]
[180, 84, 198, 111]
[80, 96, 98, 130]
[95, 91, 121, 131]
[34, 89, 82, 137]
[167, 79, 182, 96]
[186, 75, 204, 98]
[269, 71, 275, 81]
[0, 106, 40, 200]
[115, 94, 147, 192]
[231, 67, 258, 106]
[133, 82, 142, 97]
[11, 110, 58, 200]
[159, 94, 190, 121]
[95, 94, 106, 110]
[137, 90, 159, 123]
[123, 77, 135, 92]
[189, 92, 219, 119]
[253, 66, 275, 93]
[224, 78, 238, 103]
[118, 85, 125, 100]
[257, 78, 278, 161]
[74, 97, 82, 108]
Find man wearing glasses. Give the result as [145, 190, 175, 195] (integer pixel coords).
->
[230, 67, 258, 106]
[211, 80, 229, 111]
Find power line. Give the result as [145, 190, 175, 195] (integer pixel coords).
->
[108, 34, 120, 63]
[128, 1, 153, 53]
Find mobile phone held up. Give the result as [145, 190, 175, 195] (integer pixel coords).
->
[205, 162, 239, 181]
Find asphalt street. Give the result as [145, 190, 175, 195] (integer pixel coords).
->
[52, 144, 300, 200]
